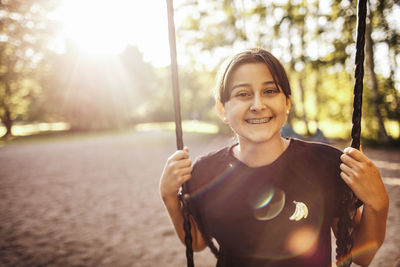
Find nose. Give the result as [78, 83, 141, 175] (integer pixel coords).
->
[250, 95, 266, 112]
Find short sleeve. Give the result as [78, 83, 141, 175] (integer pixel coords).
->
[181, 156, 208, 235]
[181, 147, 230, 239]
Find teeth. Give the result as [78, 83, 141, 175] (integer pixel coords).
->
[247, 117, 272, 124]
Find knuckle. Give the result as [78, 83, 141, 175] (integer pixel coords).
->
[353, 171, 361, 180]
[352, 164, 360, 172]
[178, 176, 186, 184]
[169, 161, 177, 168]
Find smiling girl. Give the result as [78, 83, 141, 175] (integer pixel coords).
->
[160, 48, 388, 267]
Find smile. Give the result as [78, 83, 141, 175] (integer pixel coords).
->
[246, 117, 273, 124]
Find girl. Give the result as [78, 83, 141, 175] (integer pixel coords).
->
[160, 48, 388, 267]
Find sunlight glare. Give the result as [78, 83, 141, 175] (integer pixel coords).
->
[57, 0, 130, 55]
[55, 0, 171, 65]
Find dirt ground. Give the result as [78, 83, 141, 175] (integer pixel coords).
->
[0, 131, 399, 267]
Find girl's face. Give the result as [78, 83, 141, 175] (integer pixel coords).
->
[219, 62, 290, 146]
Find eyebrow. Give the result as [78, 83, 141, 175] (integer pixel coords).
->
[231, 81, 276, 91]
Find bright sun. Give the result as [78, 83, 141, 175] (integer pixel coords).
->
[55, 0, 170, 63]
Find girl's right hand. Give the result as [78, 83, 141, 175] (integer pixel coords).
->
[160, 147, 192, 199]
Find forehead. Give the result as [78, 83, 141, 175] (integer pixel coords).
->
[230, 63, 274, 86]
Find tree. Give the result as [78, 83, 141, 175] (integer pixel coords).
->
[176, 0, 399, 142]
[0, 0, 59, 137]
[368, 0, 400, 142]
[42, 44, 162, 130]
[365, 10, 390, 143]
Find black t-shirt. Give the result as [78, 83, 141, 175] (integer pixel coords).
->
[185, 139, 350, 267]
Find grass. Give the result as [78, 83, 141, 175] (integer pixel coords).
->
[1, 120, 398, 147]
[0, 121, 221, 147]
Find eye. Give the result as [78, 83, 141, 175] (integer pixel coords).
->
[263, 88, 279, 95]
[237, 92, 250, 97]
[234, 90, 251, 98]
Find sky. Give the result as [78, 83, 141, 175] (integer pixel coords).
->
[54, 0, 173, 66]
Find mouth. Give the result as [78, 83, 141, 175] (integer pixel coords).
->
[246, 117, 273, 124]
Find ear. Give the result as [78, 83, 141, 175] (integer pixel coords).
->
[285, 97, 291, 112]
[216, 100, 227, 122]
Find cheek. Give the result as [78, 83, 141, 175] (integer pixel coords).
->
[225, 102, 246, 117]
[271, 101, 287, 115]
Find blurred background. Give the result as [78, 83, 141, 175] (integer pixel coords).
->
[0, 1, 400, 267]
[0, 0, 399, 143]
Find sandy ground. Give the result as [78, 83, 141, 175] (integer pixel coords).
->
[0, 131, 399, 267]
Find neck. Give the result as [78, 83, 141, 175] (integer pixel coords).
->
[233, 135, 289, 167]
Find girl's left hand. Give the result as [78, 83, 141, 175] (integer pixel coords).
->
[340, 147, 389, 212]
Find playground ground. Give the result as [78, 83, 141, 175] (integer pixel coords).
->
[0, 130, 399, 267]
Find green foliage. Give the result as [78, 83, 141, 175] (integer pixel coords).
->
[175, 0, 400, 142]
[0, 0, 60, 136]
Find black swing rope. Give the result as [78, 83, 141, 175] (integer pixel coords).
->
[165, 0, 367, 266]
[165, 1, 195, 266]
[336, 0, 367, 266]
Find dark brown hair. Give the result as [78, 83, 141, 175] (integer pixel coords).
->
[215, 48, 291, 104]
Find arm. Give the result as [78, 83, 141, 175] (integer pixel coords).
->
[159, 147, 207, 252]
[335, 147, 389, 266]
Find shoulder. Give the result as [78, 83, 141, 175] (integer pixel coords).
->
[186, 145, 231, 193]
[290, 138, 342, 159]
[192, 145, 231, 169]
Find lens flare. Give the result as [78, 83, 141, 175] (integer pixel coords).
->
[189, 163, 237, 199]
[248, 186, 286, 221]
[286, 226, 318, 256]
[244, 183, 326, 262]
[336, 241, 379, 266]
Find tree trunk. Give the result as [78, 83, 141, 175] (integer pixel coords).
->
[365, 14, 390, 143]
[298, 17, 311, 136]
[388, 50, 400, 136]
[2, 109, 12, 138]
[314, 72, 322, 129]
[298, 75, 311, 136]
[1, 81, 13, 138]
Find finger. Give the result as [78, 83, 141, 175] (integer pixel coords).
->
[173, 159, 192, 169]
[169, 150, 189, 161]
[340, 153, 360, 169]
[343, 147, 368, 162]
[174, 173, 191, 187]
[179, 174, 191, 184]
[340, 171, 353, 186]
[169, 161, 192, 178]
[340, 162, 356, 177]
[176, 166, 193, 176]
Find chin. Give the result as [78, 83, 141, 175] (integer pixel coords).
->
[242, 135, 276, 144]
